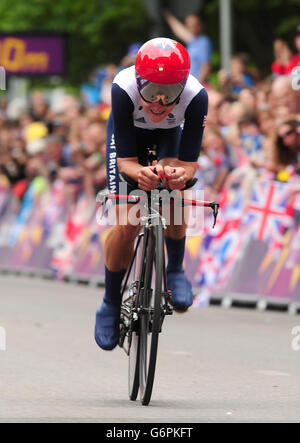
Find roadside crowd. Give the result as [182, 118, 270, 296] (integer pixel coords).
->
[0, 15, 300, 204]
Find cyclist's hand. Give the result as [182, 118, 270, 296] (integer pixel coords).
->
[164, 166, 187, 190]
[138, 165, 163, 191]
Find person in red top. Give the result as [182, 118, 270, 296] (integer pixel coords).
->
[271, 39, 292, 76]
[289, 25, 300, 72]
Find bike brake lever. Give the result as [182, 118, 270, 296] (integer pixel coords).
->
[210, 202, 219, 228]
[96, 191, 109, 219]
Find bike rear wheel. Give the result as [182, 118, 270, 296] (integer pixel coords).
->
[139, 220, 164, 406]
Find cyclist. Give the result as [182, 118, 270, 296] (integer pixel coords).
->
[95, 38, 208, 350]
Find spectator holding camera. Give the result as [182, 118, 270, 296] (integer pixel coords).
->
[218, 54, 255, 96]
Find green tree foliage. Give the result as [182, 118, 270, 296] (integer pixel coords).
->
[0, 0, 299, 85]
[0, 0, 151, 85]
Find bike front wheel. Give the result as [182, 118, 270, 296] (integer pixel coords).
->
[120, 233, 144, 401]
[139, 220, 164, 406]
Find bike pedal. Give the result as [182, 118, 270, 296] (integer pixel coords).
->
[165, 306, 173, 315]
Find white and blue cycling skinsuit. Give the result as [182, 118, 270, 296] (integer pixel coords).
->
[106, 65, 208, 194]
[94, 63, 208, 351]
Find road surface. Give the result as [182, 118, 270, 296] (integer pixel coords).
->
[0, 275, 299, 423]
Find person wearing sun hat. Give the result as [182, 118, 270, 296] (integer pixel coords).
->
[24, 122, 48, 156]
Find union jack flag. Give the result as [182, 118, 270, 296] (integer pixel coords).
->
[241, 180, 294, 244]
[195, 188, 244, 292]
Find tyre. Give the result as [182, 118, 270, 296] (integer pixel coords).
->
[139, 220, 164, 406]
[121, 232, 145, 401]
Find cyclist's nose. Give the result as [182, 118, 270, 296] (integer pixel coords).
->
[151, 102, 165, 111]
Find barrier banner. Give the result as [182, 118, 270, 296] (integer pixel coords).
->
[0, 34, 65, 75]
[195, 177, 300, 304]
[24, 180, 68, 272]
[194, 187, 244, 301]
[71, 214, 107, 281]
[213, 178, 300, 302]
[6, 178, 48, 269]
[221, 228, 300, 303]
[264, 227, 300, 302]
[51, 192, 95, 279]
[223, 239, 272, 295]
[0, 191, 19, 268]
[0, 174, 300, 308]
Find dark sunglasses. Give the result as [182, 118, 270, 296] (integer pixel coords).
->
[279, 129, 295, 138]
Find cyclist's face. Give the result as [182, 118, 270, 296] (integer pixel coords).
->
[141, 98, 176, 123]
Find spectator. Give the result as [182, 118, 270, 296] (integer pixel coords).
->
[257, 110, 276, 137]
[217, 96, 237, 136]
[80, 70, 101, 107]
[196, 126, 230, 199]
[29, 91, 48, 122]
[256, 78, 273, 112]
[276, 119, 300, 169]
[218, 54, 255, 95]
[24, 122, 48, 157]
[270, 75, 300, 115]
[287, 25, 300, 73]
[238, 88, 257, 113]
[99, 64, 118, 106]
[164, 10, 212, 83]
[248, 135, 277, 175]
[271, 39, 292, 76]
[206, 88, 223, 125]
[1, 40, 300, 208]
[251, 121, 300, 179]
[61, 95, 81, 126]
[120, 43, 142, 69]
[44, 135, 70, 182]
[238, 112, 263, 158]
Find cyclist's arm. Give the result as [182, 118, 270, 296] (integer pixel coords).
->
[111, 84, 143, 181]
[159, 88, 208, 189]
[111, 84, 162, 189]
[111, 83, 137, 159]
[117, 157, 142, 182]
[179, 88, 208, 162]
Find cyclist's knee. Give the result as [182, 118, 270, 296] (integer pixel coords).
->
[118, 224, 141, 242]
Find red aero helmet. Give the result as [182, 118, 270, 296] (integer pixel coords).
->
[135, 38, 190, 84]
